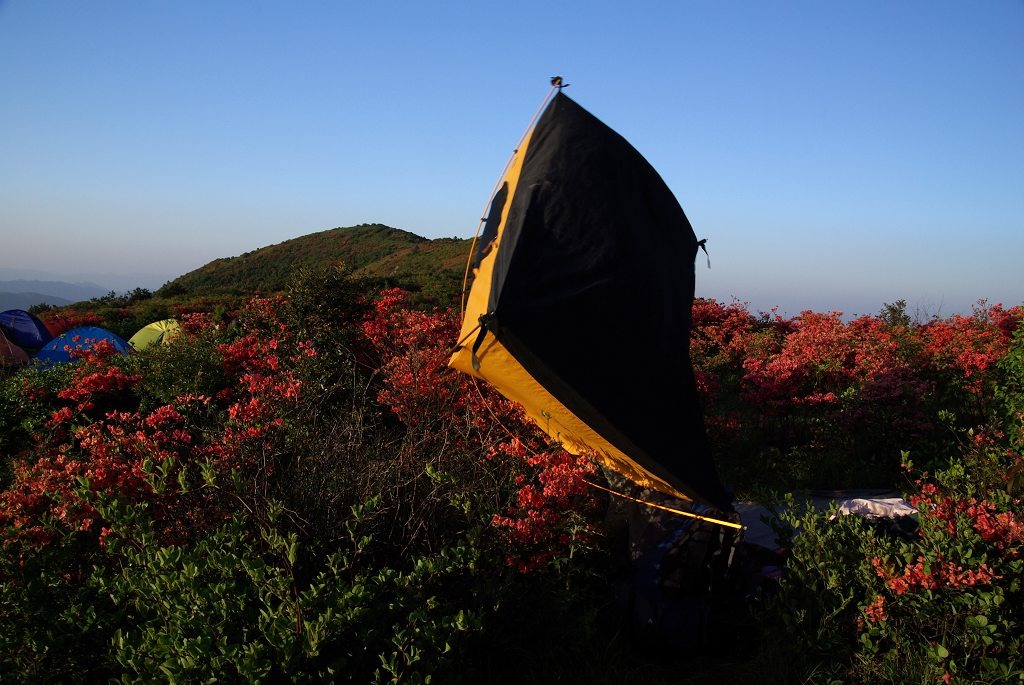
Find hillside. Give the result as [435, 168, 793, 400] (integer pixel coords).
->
[158, 224, 474, 303]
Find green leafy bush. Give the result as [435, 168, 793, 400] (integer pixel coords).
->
[4, 265, 1024, 683]
[755, 322, 1024, 684]
[89, 485, 483, 684]
[0, 269, 616, 683]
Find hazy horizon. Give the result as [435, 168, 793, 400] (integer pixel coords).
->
[2, 1, 1021, 319]
[0, 221, 998, 321]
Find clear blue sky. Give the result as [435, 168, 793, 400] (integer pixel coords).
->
[2, 1, 1021, 318]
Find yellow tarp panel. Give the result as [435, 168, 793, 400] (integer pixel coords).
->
[128, 319, 181, 351]
[450, 332, 690, 500]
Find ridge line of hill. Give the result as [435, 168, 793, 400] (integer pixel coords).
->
[158, 223, 473, 301]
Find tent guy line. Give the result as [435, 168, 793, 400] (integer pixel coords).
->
[584, 479, 744, 530]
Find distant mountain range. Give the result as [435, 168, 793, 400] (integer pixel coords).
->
[0, 280, 109, 312]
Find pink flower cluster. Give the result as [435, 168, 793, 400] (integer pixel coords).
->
[873, 554, 1001, 596]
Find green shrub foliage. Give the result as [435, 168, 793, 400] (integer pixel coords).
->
[1, 265, 1022, 682]
[0, 266, 612, 683]
[756, 320, 1024, 684]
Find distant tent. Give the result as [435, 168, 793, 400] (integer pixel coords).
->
[1, 330, 29, 367]
[42, 318, 64, 338]
[35, 326, 132, 367]
[128, 319, 181, 351]
[0, 309, 54, 353]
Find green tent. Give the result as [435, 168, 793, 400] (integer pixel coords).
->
[128, 319, 181, 351]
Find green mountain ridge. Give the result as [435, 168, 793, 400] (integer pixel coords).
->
[158, 224, 474, 302]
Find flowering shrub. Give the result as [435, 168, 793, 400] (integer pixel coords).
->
[920, 302, 1020, 390]
[360, 287, 605, 573]
[848, 453, 1024, 684]
[758, 323, 1024, 684]
[39, 309, 104, 337]
[691, 299, 1023, 494]
[2, 274, 1023, 682]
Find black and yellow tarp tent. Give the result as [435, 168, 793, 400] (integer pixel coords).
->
[449, 86, 733, 513]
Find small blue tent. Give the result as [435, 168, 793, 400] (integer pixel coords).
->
[0, 309, 54, 353]
[35, 326, 132, 367]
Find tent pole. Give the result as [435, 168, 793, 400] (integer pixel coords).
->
[584, 478, 745, 531]
[458, 80, 564, 317]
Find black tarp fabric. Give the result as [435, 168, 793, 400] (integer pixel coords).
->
[451, 92, 731, 511]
